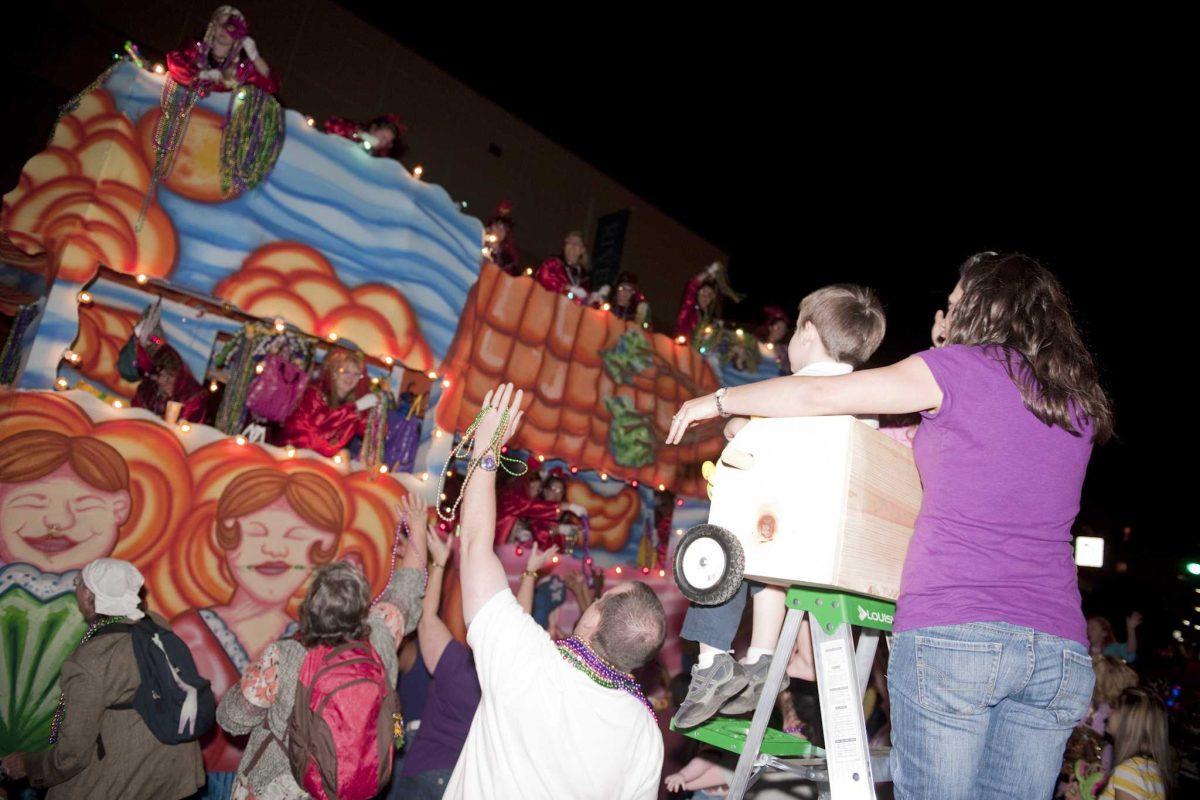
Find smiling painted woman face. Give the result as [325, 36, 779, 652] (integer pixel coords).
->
[221, 497, 336, 605]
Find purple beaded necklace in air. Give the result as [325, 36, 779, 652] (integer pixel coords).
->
[556, 636, 654, 716]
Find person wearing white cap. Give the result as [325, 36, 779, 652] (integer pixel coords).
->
[0, 558, 204, 799]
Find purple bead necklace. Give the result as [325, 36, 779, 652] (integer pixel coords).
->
[556, 636, 654, 716]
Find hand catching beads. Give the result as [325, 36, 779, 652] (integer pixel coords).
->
[470, 383, 525, 461]
[398, 493, 429, 546]
[427, 524, 453, 570]
[526, 544, 559, 574]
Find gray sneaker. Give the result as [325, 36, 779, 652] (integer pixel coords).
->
[672, 653, 749, 729]
[720, 655, 785, 715]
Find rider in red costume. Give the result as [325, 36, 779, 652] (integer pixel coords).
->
[166, 5, 280, 97]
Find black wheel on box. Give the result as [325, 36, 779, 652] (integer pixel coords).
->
[673, 524, 744, 605]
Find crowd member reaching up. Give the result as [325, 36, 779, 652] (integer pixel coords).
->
[444, 383, 666, 800]
[517, 544, 560, 615]
[392, 504, 481, 799]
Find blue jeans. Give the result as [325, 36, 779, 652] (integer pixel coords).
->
[390, 768, 454, 799]
[679, 580, 766, 651]
[888, 622, 1094, 800]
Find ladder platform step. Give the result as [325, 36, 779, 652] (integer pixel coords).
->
[671, 716, 823, 758]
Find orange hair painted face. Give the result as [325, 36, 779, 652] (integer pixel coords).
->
[215, 468, 344, 606]
[0, 430, 132, 572]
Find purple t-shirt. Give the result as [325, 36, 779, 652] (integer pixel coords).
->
[895, 345, 1093, 645]
[401, 640, 482, 775]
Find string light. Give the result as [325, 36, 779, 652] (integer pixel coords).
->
[135, 274, 148, 285]
[421, 472, 430, 481]
[585, 557, 593, 566]
[286, 446, 297, 458]
[675, 498, 684, 506]
[413, 166, 424, 179]
[112, 400, 124, 409]
[525, 268, 534, 276]
[641, 567, 650, 575]
[62, 350, 81, 364]
[569, 466, 579, 474]
[642, 322, 649, 329]
[55, 377, 69, 390]
[446, 470, 454, 477]
[274, 318, 286, 332]
[235, 436, 247, 445]
[327, 332, 338, 342]
[306, 116, 315, 127]
[333, 454, 344, 464]
[480, 247, 489, 256]
[209, 381, 219, 392]
[255, 363, 265, 374]
[630, 480, 639, 488]
[657, 483, 666, 491]
[426, 370, 438, 380]
[371, 376, 380, 385]
[600, 472, 608, 481]
[704, 326, 713, 334]
[675, 528, 684, 536]
[77, 291, 93, 304]
[601, 302, 611, 311]
[551, 555, 561, 564]
[567, 292, 575, 300]
[766, 343, 775, 351]
[515, 547, 524, 557]
[537, 454, 545, 463]
[379, 465, 389, 474]
[658, 569, 666, 578]
[383, 356, 394, 366]
[180, 423, 191, 432]
[675, 335, 686, 345]
[485, 234, 498, 244]
[614, 566, 623, 575]
[434, 428, 444, 438]
[735, 328, 744, 337]
[440, 493, 448, 501]
[441, 378, 451, 389]
[152, 63, 165, 74]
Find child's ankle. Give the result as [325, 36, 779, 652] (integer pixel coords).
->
[743, 647, 774, 665]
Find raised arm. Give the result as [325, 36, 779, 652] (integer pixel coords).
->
[666, 355, 943, 445]
[460, 383, 526, 624]
[517, 544, 559, 614]
[418, 524, 455, 669]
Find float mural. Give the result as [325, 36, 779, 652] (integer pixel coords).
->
[0, 390, 406, 756]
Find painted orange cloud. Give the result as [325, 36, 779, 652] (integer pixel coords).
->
[567, 481, 642, 552]
[0, 89, 177, 284]
[135, 105, 234, 204]
[215, 242, 435, 371]
[73, 301, 140, 399]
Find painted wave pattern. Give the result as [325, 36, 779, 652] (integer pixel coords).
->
[104, 64, 482, 362]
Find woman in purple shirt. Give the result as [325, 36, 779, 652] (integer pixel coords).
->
[667, 253, 1113, 800]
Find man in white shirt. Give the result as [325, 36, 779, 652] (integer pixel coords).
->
[444, 383, 666, 800]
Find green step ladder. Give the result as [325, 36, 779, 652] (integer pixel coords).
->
[675, 586, 895, 799]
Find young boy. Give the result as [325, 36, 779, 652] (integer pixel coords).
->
[673, 284, 887, 729]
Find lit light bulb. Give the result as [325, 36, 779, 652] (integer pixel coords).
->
[525, 268, 534, 276]
[601, 302, 611, 311]
[135, 274, 148, 284]
[704, 326, 713, 334]
[600, 472, 608, 481]
[675, 335, 686, 345]
[642, 322, 649, 329]
[485, 234, 498, 244]
[209, 381, 219, 392]
[630, 480, 639, 487]
[614, 566, 623, 575]
[434, 429, 444, 439]
[62, 350, 81, 364]
[658, 483, 666, 491]
[446, 470, 454, 477]
[383, 356, 394, 366]
[371, 377, 380, 385]
[180, 423, 191, 432]
[255, 363, 265, 374]
[235, 436, 247, 446]
[274, 318, 286, 332]
[421, 472, 430, 481]
[536, 455, 545, 463]
[306, 116, 315, 127]
[153, 63, 165, 74]
[569, 466, 579, 474]
[327, 332, 338, 342]
[333, 454, 344, 464]
[641, 567, 650, 575]
[379, 465, 389, 474]
[675, 528, 684, 536]
[426, 371, 438, 380]
[413, 166, 424, 179]
[658, 569, 666, 578]
[286, 446, 297, 458]
[441, 378, 451, 389]
[78, 291, 93, 304]
[112, 400, 124, 409]
[55, 377, 69, 389]
[551, 555, 560, 564]
[362, 140, 373, 151]
[766, 342, 775, 351]
[567, 292, 575, 300]
[481, 247, 490, 256]
[440, 493, 448, 501]
[236, 90, 246, 100]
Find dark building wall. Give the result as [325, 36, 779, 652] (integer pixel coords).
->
[1, 0, 725, 319]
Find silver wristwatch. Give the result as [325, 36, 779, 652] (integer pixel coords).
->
[715, 387, 731, 418]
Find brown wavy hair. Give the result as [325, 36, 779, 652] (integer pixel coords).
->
[0, 430, 129, 491]
[215, 468, 343, 564]
[947, 253, 1113, 443]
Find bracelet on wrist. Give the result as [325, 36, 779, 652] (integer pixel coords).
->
[522, 569, 539, 579]
[430, 562, 445, 571]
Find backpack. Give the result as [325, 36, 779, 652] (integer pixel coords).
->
[95, 617, 217, 744]
[286, 640, 398, 800]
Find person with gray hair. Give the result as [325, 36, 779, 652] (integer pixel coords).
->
[0, 558, 205, 799]
[444, 383, 666, 800]
[215, 512, 427, 800]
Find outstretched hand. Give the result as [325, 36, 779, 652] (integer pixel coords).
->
[665, 394, 720, 446]
[427, 526, 453, 568]
[399, 493, 429, 540]
[471, 383, 525, 459]
[526, 544, 559, 573]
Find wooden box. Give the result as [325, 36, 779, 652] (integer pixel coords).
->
[707, 416, 922, 600]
